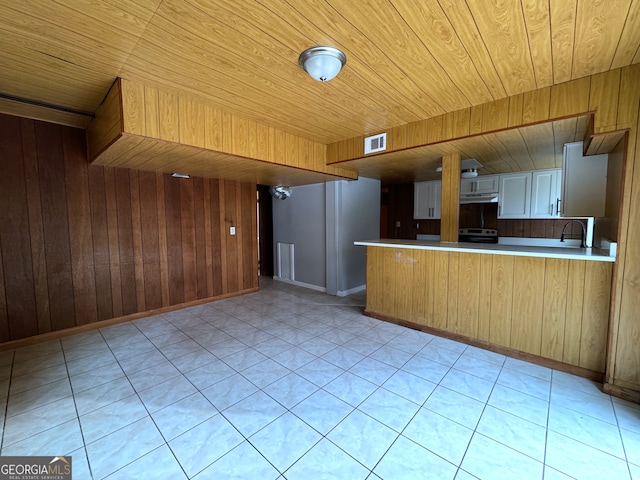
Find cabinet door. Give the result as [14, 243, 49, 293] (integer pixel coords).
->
[414, 182, 431, 219]
[499, 173, 531, 218]
[431, 180, 442, 219]
[414, 181, 441, 219]
[531, 169, 561, 218]
[475, 175, 499, 193]
[460, 175, 498, 194]
[562, 143, 607, 217]
[460, 178, 474, 194]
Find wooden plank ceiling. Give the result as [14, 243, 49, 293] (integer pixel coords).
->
[0, 0, 638, 181]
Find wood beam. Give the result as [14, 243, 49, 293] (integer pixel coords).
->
[441, 153, 461, 242]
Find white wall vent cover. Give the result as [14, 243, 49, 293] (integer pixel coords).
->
[364, 133, 386, 155]
[276, 243, 295, 281]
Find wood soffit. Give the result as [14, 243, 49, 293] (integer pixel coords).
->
[341, 115, 594, 183]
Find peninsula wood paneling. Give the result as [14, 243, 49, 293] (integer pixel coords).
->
[511, 256, 545, 355]
[0, 114, 258, 341]
[365, 246, 612, 374]
[541, 258, 569, 362]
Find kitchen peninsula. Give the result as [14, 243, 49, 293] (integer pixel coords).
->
[356, 238, 614, 380]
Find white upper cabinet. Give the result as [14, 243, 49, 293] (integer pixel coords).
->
[414, 181, 441, 219]
[531, 169, 562, 218]
[460, 175, 499, 194]
[562, 142, 608, 217]
[498, 172, 532, 218]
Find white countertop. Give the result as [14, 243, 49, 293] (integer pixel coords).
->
[354, 239, 615, 262]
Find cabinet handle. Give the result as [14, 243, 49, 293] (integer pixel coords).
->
[549, 203, 553, 215]
[556, 198, 561, 216]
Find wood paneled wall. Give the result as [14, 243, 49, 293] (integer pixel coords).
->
[366, 246, 612, 374]
[0, 114, 257, 342]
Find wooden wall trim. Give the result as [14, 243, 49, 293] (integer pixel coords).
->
[603, 383, 640, 405]
[0, 98, 93, 130]
[0, 287, 258, 352]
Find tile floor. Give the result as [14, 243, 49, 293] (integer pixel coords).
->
[1, 278, 639, 479]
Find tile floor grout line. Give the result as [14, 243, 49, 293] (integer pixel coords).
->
[92, 324, 191, 480]
[60, 339, 95, 480]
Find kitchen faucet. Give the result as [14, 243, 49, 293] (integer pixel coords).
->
[560, 220, 586, 248]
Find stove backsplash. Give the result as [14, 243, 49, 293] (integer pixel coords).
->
[458, 204, 587, 240]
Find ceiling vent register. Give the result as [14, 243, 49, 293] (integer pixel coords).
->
[364, 133, 387, 155]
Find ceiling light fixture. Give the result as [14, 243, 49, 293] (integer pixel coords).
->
[298, 46, 346, 82]
[171, 173, 190, 179]
[269, 186, 292, 200]
[461, 168, 478, 178]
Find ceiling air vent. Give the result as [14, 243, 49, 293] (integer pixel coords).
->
[364, 133, 386, 155]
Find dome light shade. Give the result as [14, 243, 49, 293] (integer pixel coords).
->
[298, 46, 346, 82]
[461, 168, 478, 178]
[269, 186, 292, 200]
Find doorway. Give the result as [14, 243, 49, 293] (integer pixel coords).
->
[257, 185, 274, 277]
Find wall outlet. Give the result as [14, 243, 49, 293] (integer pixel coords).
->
[230, 226, 236, 235]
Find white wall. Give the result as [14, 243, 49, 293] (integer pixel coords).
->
[272, 177, 380, 294]
[272, 184, 326, 289]
[326, 177, 380, 295]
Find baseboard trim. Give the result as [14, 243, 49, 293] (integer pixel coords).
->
[364, 309, 604, 383]
[273, 277, 327, 293]
[337, 285, 366, 297]
[603, 383, 640, 405]
[0, 287, 259, 351]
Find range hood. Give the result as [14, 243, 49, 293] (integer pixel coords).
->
[459, 193, 499, 204]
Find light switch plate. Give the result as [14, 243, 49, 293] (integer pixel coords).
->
[230, 226, 236, 235]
